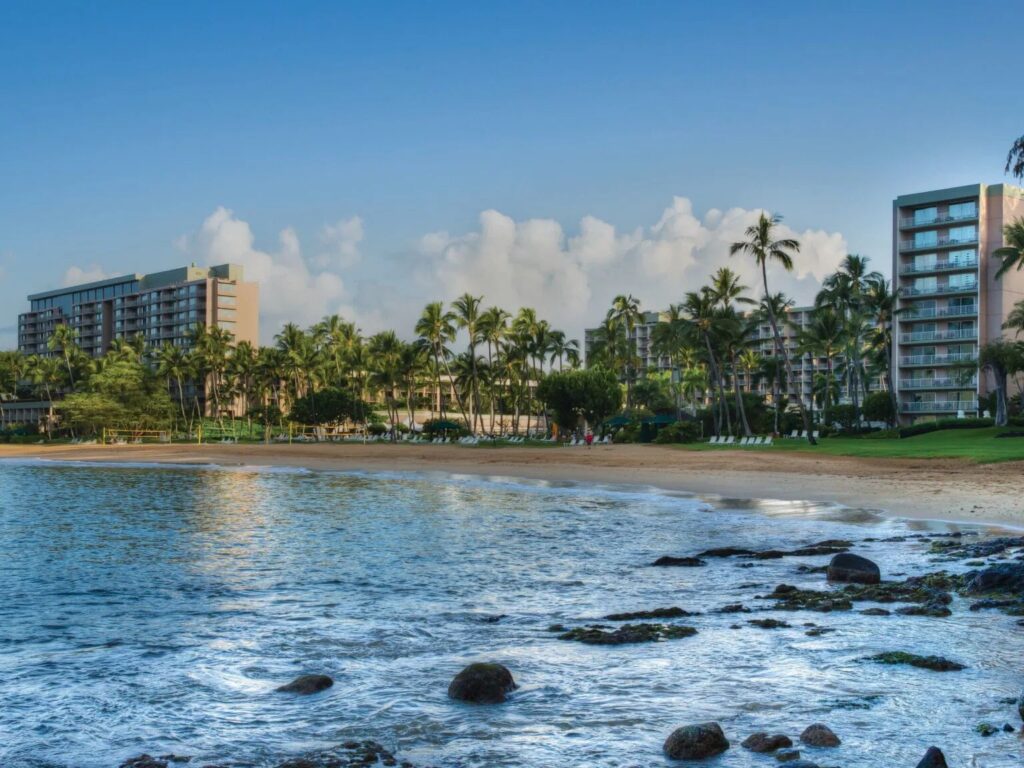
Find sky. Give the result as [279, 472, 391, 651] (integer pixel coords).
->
[1, 0, 1021, 347]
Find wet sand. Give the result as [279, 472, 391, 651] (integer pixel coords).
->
[2, 441, 1022, 527]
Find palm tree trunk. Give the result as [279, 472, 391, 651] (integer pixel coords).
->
[764, 263, 815, 444]
[730, 350, 752, 436]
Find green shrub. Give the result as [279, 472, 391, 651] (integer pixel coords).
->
[828, 403, 857, 431]
[654, 421, 702, 444]
[863, 391, 896, 424]
[898, 417, 993, 438]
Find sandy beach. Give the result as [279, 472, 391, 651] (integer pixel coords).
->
[2, 441, 1022, 528]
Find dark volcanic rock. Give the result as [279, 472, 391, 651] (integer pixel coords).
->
[697, 547, 756, 558]
[275, 740, 416, 768]
[765, 584, 853, 613]
[718, 603, 750, 613]
[860, 607, 890, 616]
[663, 722, 730, 759]
[447, 662, 517, 703]
[827, 553, 880, 584]
[559, 623, 697, 645]
[604, 606, 693, 621]
[741, 732, 792, 752]
[963, 562, 1024, 594]
[915, 746, 948, 768]
[931, 535, 1024, 560]
[799, 723, 840, 747]
[866, 651, 965, 671]
[1018, 691, 1024, 721]
[276, 674, 334, 695]
[775, 750, 801, 762]
[895, 601, 953, 617]
[120, 756, 191, 768]
[748, 618, 790, 629]
[652, 556, 706, 567]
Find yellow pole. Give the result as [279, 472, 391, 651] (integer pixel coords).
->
[197, 423, 202, 445]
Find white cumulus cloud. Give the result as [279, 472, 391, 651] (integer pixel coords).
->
[315, 216, 364, 270]
[62, 264, 110, 286]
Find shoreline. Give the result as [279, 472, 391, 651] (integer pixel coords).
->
[2, 442, 1023, 528]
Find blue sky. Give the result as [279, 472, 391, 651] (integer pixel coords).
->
[1, 1, 1021, 344]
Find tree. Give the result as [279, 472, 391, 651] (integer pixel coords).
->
[452, 293, 484, 433]
[731, 212, 816, 443]
[992, 219, 1024, 280]
[796, 308, 845, 426]
[416, 301, 469, 425]
[47, 323, 80, 389]
[152, 342, 192, 429]
[1006, 135, 1024, 182]
[862, 390, 895, 425]
[289, 387, 369, 427]
[978, 340, 1023, 427]
[537, 367, 623, 435]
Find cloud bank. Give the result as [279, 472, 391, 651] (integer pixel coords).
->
[63, 197, 849, 345]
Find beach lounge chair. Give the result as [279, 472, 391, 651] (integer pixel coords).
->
[753, 436, 764, 446]
[957, 410, 966, 419]
[812, 430, 820, 439]
[602, 435, 611, 444]
[709, 436, 719, 445]
[789, 429, 799, 438]
[763, 436, 773, 446]
[799, 430, 808, 439]
[739, 437, 748, 446]
[724, 435, 735, 445]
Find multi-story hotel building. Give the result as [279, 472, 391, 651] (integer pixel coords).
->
[892, 184, 1024, 423]
[584, 305, 873, 411]
[18, 263, 258, 358]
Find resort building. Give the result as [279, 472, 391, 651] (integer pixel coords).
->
[18, 263, 259, 357]
[583, 311, 673, 373]
[585, 306, 874, 412]
[892, 184, 1024, 424]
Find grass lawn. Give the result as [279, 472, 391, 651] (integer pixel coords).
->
[680, 427, 1024, 464]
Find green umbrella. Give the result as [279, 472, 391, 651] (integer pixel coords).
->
[603, 415, 631, 427]
[430, 419, 462, 431]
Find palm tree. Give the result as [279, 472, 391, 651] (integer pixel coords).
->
[731, 212, 815, 443]
[452, 293, 484, 434]
[680, 289, 731, 436]
[415, 301, 468, 425]
[47, 323, 79, 390]
[478, 306, 510, 433]
[992, 219, 1024, 279]
[978, 340, 1023, 426]
[24, 355, 62, 438]
[609, 294, 642, 403]
[153, 342, 192, 429]
[796, 308, 845, 426]
[368, 330, 404, 438]
[864, 276, 900, 425]
[1006, 136, 1024, 182]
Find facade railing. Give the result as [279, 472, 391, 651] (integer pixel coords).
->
[899, 235, 978, 252]
[899, 353, 977, 366]
[900, 400, 978, 413]
[900, 282, 978, 297]
[900, 305, 977, 320]
[899, 210, 977, 229]
[899, 377, 977, 390]
[898, 258, 977, 275]
[899, 328, 977, 344]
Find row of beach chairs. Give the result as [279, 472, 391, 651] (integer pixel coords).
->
[566, 435, 612, 446]
[707, 435, 774, 446]
[785, 430, 821, 439]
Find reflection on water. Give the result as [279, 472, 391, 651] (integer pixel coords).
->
[0, 462, 1021, 767]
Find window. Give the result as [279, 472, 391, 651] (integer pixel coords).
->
[914, 207, 937, 225]
[947, 249, 975, 267]
[948, 273, 975, 288]
[914, 253, 937, 270]
[948, 201, 977, 220]
[948, 225, 977, 243]
[914, 230, 938, 248]
[914, 276, 937, 291]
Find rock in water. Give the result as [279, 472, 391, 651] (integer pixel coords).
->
[119, 758, 168, 768]
[1018, 691, 1024, 722]
[740, 732, 792, 752]
[826, 553, 880, 584]
[915, 746, 948, 768]
[447, 662, 517, 703]
[663, 722, 729, 759]
[652, 556, 706, 567]
[276, 674, 334, 695]
[799, 723, 840, 747]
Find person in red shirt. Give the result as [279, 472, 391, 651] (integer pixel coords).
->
[584, 429, 594, 448]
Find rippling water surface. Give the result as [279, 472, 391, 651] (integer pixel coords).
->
[0, 461, 1022, 767]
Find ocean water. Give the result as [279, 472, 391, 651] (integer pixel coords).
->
[0, 460, 1021, 767]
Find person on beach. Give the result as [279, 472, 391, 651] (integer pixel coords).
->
[585, 429, 594, 448]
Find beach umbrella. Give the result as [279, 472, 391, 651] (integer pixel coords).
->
[603, 415, 631, 427]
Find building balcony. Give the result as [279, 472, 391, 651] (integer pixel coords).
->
[898, 258, 977, 275]
[899, 328, 977, 344]
[899, 304, 977, 321]
[899, 235, 978, 253]
[900, 377, 977, 391]
[899, 282, 977, 298]
[900, 400, 979, 414]
[899, 353, 977, 367]
[899, 210, 978, 230]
